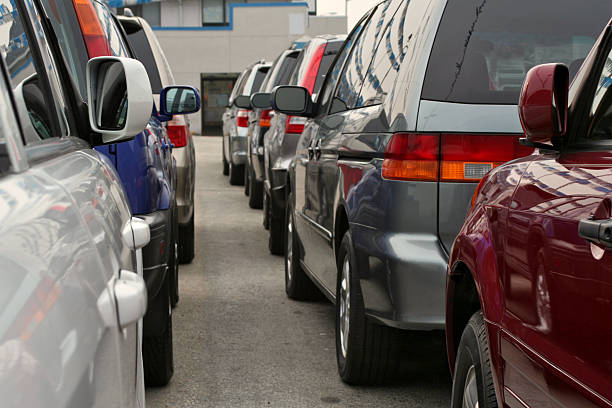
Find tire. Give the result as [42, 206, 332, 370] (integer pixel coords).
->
[229, 162, 245, 186]
[450, 311, 497, 408]
[222, 139, 229, 176]
[263, 191, 270, 230]
[335, 232, 400, 385]
[268, 191, 284, 255]
[178, 212, 194, 264]
[143, 279, 174, 387]
[244, 164, 250, 196]
[248, 166, 264, 209]
[285, 197, 317, 299]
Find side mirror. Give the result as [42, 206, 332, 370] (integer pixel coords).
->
[251, 92, 272, 109]
[233, 95, 251, 109]
[518, 63, 569, 145]
[271, 86, 313, 117]
[87, 57, 153, 144]
[160, 86, 201, 116]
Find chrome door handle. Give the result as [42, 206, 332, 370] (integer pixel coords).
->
[307, 146, 314, 160]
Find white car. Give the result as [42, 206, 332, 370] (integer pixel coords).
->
[0, 0, 154, 406]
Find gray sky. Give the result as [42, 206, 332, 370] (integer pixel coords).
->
[315, 0, 375, 30]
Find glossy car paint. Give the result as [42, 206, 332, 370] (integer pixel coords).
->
[0, 1, 146, 405]
[447, 21, 612, 408]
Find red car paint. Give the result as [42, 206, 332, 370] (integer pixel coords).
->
[447, 20, 612, 408]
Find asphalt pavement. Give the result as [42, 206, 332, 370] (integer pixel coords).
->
[146, 136, 452, 407]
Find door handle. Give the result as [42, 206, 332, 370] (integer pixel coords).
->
[314, 139, 322, 160]
[579, 217, 612, 248]
[307, 146, 314, 160]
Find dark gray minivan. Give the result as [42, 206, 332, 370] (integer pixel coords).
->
[273, 0, 612, 385]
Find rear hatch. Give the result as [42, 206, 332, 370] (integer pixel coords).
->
[419, 0, 611, 252]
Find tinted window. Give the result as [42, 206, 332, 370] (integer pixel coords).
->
[587, 46, 612, 141]
[313, 41, 343, 97]
[251, 66, 269, 93]
[122, 24, 163, 93]
[422, 0, 611, 105]
[265, 51, 299, 92]
[92, 1, 130, 58]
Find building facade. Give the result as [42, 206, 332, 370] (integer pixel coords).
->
[111, 0, 347, 134]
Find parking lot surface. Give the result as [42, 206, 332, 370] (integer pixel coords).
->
[146, 136, 451, 408]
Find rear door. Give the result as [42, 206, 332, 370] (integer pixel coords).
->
[420, 0, 612, 253]
[501, 36, 612, 407]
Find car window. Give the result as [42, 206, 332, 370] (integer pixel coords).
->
[121, 23, 163, 93]
[0, 71, 18, 174]
[332, 2, 396, 113]
[313, 41, 343, 98]
[251, 66, 269, 93]
[422, 0, 611, 105]
[268, 51, 299, 91]
[92, 1, 130, 58]
[357, 0, 406, 108]
[587, 46, 612, 141]
[0, 0, 63, 142]
[318, 11, 370, 115]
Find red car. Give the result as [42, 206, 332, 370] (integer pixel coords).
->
[446, 20, 612, 408]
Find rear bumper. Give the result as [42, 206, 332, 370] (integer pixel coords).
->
[351, 223, 447, 330]
[230, 128, 248, 165]
[137, 209, 171, 304]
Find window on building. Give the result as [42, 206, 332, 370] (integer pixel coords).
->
[202, 0, 246, 26]
[117, 3, 161, 26]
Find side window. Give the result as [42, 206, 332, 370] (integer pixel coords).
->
[357, 0, 407, 107]
[0, 0, 63, 142]
[587, 47, 612, 140]
[0, 73, 20, 174]
[332, 0, 400, 113]
[92, 1, 130, 58]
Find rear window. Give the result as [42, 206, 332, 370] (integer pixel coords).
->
[422, 0, 611, 105]
[251, 67, 269, 93]
[122, 23, 163, 93]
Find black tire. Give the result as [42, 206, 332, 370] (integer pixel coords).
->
[229, 162, 245, 186]
[222, 140, 229, 176]
[263, 191, 270, 230]
[450, 311, 497, 408]
[335, 232, 400, 385]
[268, 191, 284, 255]
[244, 164, 250, 196]
[178, 213, 195, 264]
[285, 197, 317, 299]
[248, 167, 264, 209]
[143, 279, 174, 387]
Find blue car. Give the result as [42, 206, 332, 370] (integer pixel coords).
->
[39, 0, 200, 386]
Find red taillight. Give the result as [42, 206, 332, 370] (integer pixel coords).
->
[237, 109, 249, 128]
[382, 133, 533, 182]
[72, 0, 111, 58]
[260, 109, 272, 127]
[167, 120, 188, 148]
[285, 116, 307, 134]
[302, 43, 326, 93]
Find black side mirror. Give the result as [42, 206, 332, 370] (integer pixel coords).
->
[233, 95, 251, 109]
[251, 92, 271, 109]
[271, 86, 313, 117]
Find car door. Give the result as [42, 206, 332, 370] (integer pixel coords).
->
[501, 38, 612, 407]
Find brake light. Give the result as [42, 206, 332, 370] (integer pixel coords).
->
[260, 109, 272, 127]
[302, 43, 326, 93]
[237, 109, 249, 128]
[285, 116, 307, 134]
[382, 133, 533, 182]
[72, 0, 111, 58]
[167, 119, 188, 148]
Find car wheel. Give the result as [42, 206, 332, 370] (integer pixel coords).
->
[285, 197, 317, 299]
[248, 167, 264, 209]
[222, 140, 229, 176]
[450, 311, 497, 408]
[335, 231, 400, 385]
[263, 191, 270, 230]
[143, 278, 174, 387]
[268, 191, 284, 255]
[229, 162, 245, 186]
[178, 212, 195, 264]
[244, 164, 250, 196]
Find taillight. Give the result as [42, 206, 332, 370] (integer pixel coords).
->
[167, 119, 188, 148]
[285, 116, 307, 134]
[72, 0, 111, 58]
[382, 133, 532, 182]
[302, 43, 326, 93]
[237, 109, 249, 128]
[260, 109, 272, 127]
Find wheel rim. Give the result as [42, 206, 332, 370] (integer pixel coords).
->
[339, 257, 350, 358]
[286, 213, 293, 282]
[462, 365, 479, 408]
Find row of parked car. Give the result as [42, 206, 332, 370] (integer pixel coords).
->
[223, 0, 612, 406]
[0, 1, 199, 406]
